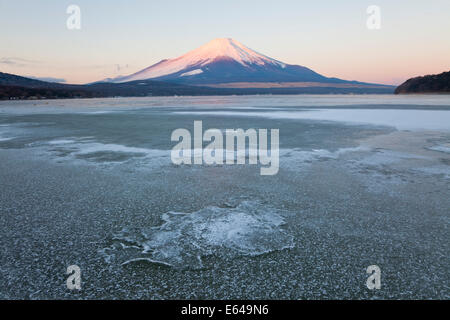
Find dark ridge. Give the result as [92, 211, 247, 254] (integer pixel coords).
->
[395, 71, 450, 94]
[0, 72, 394, 100]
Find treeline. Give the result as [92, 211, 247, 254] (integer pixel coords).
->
[395, 71, 450, 94]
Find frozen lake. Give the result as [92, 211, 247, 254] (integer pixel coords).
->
[0, 95, 449, 299]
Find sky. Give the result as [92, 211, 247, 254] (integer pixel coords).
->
[0, 0, 449, 85]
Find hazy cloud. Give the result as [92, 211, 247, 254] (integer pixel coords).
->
[0, 57, 41, 66]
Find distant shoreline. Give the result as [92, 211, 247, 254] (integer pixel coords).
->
[0, 72, 396, 101]
[0, 84, 396, 101]
[1, 92, 399, 102]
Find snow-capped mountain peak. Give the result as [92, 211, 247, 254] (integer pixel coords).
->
[109, 38, 349, 85]
[183, 38, 285, 67]
[114, 38, 288, 83]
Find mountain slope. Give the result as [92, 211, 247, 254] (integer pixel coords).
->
[395, 71, 450, 94]
[112, 38, 371, 86]
[0, 72, 67, 88]
[0, 72, 234, 99]
[0, 71, 394, 100]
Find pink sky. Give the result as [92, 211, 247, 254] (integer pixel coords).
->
[0, 1, 449, 85]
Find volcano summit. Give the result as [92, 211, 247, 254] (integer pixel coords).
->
[109, 38, 389, 89]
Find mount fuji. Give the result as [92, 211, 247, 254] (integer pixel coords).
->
[108, 38, 382, 88]
[0, 38, 394, 100]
